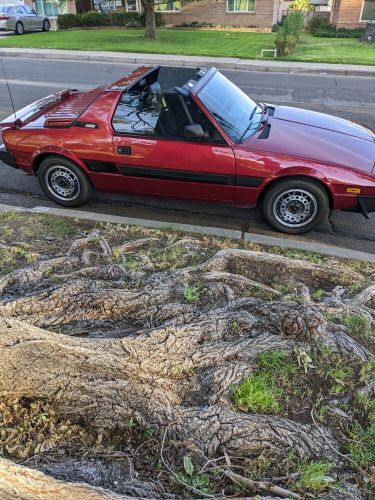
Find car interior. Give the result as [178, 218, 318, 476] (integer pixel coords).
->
[112, 66, 225, 143]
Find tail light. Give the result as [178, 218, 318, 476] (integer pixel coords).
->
[0, 16, 10, 20]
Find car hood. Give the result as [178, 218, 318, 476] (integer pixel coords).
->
[248, 106, 375, 174]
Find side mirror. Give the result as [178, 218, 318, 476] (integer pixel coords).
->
[184, 124, 205, 139]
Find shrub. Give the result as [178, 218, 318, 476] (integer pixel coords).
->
[57, 10, 164, 30]
[80, 11, 110, 26]
[57, 13, 81, 29]
[307, 15, 332, 35]
[139, 12, 165, 28]
[308, 16, 364, 38]
[283, 11, 304, 41]
[274, 11, 304, 56]
[276, 30, 298, 56]
[110, 11, 141, 27]
[315, 27, 364, 38]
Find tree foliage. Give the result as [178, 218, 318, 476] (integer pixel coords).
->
[289, 0, 313, 11]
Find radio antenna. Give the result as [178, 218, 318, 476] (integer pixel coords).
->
[1, 58, 16, 118]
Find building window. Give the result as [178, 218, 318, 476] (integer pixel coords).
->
[227, 0, 255, 12]
[155, 1, 181, 12]
[33, 0, 67, 16]
[361, 0, 375, 21]
[125, 0, 137, 10]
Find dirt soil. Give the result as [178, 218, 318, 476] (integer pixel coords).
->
[0, 212, 374, 500]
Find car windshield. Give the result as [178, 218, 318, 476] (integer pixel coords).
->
[197, 71, 263, 143]
[0, 6, 12, 12]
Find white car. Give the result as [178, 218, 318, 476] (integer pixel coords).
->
[0, 4, 50, 35]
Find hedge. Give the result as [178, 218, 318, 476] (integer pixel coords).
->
[307, 16, 364, 38]
[57, 11, 164, 30]
[314, 28, 365, 38]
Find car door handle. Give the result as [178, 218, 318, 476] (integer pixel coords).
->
[117, 146, 132, 155]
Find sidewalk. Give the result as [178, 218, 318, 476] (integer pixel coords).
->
[0, 47, 375, 77]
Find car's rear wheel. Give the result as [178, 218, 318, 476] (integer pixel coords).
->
[38, 156, 93, 207]
[15, 22, 24, 35]
[42, 19, 50, 32]
[262, 178, 330, 234]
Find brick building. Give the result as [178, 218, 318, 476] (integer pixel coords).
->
[331, 0, 375, 28]
[154, 0, 283, 28]
[19, 0, 285, 27]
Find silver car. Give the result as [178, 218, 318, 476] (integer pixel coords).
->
[0, 4, 50, 35]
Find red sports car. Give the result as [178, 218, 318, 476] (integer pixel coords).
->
[1, 65, 374, 234]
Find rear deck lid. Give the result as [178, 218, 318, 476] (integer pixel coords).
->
[0, 87, 104, 129]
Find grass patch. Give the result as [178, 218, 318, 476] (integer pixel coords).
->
[0, 243, 38, 275]
[342, 312, 373, 339]
[234, 348, 365, 421]
[294, 460, 334, 493]
[233, 351, 296, 414]
[233, 372, 282, 413]
[0, 30, 374, 65]
[183, 285, 200, 303]
[325, 310, 374, 339]
[348, 420, 375, 469]
[0, 29, 275, 59]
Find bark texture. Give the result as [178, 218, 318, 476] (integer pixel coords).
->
[141, 1, 156, 40]
[0, 457, 133, 500]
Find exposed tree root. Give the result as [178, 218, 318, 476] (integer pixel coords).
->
[0, 231, 373, 499]
[0, 457, 134, 499]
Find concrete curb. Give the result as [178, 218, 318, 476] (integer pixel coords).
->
[0, 47, 374, 77]
[0, 203, 374, 263]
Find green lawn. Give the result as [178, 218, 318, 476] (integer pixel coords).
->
[0, 29, 374, 65]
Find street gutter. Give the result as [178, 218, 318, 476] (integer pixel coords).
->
[0, 48, 375, 77]
[1, 203, 374, 264]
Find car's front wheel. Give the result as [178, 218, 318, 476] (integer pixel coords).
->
[262, 178, 330, 234]
[15, 22, 24, 35]
[42, 19, 50, 32]
[38, 156, 93, 207]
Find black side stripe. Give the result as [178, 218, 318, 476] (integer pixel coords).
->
[236, 176, 265, 188]
[120, 165, 264, 188]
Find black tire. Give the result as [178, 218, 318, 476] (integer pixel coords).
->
[42, 19, 50, 32]
[262, 177, 330, 234]
[15, 22, 24, 35]
[38, 156, 93, 208]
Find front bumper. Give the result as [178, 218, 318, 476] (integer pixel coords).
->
[358, 196, 375, 219]
[0, 144, 17, 169]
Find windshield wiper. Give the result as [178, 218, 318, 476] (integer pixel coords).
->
[238, 105, 262, 142]
[259, 102, 269, 124]
[212, 112, 240, 136]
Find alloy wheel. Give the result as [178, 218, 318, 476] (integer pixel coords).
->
[273, 189, 318, 228]
[45, 165, 81, 201]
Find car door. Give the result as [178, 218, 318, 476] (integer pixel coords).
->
[23, 6, 39, 29]
[111, 89, 235, 203]
[16, 7, 30, 30]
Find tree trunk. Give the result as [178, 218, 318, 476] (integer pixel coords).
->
[361, 22, 375, 43]
[142, 1, 156, 40]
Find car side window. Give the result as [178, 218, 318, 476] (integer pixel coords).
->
[184, 97, 226, 144]
[112, 90, 225, 143]
[112, 91, 160, 136]
[24, 6, 36, 14]
[16, 7, 26, 14]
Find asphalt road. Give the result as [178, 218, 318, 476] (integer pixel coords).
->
[0, 57, 374, 253]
